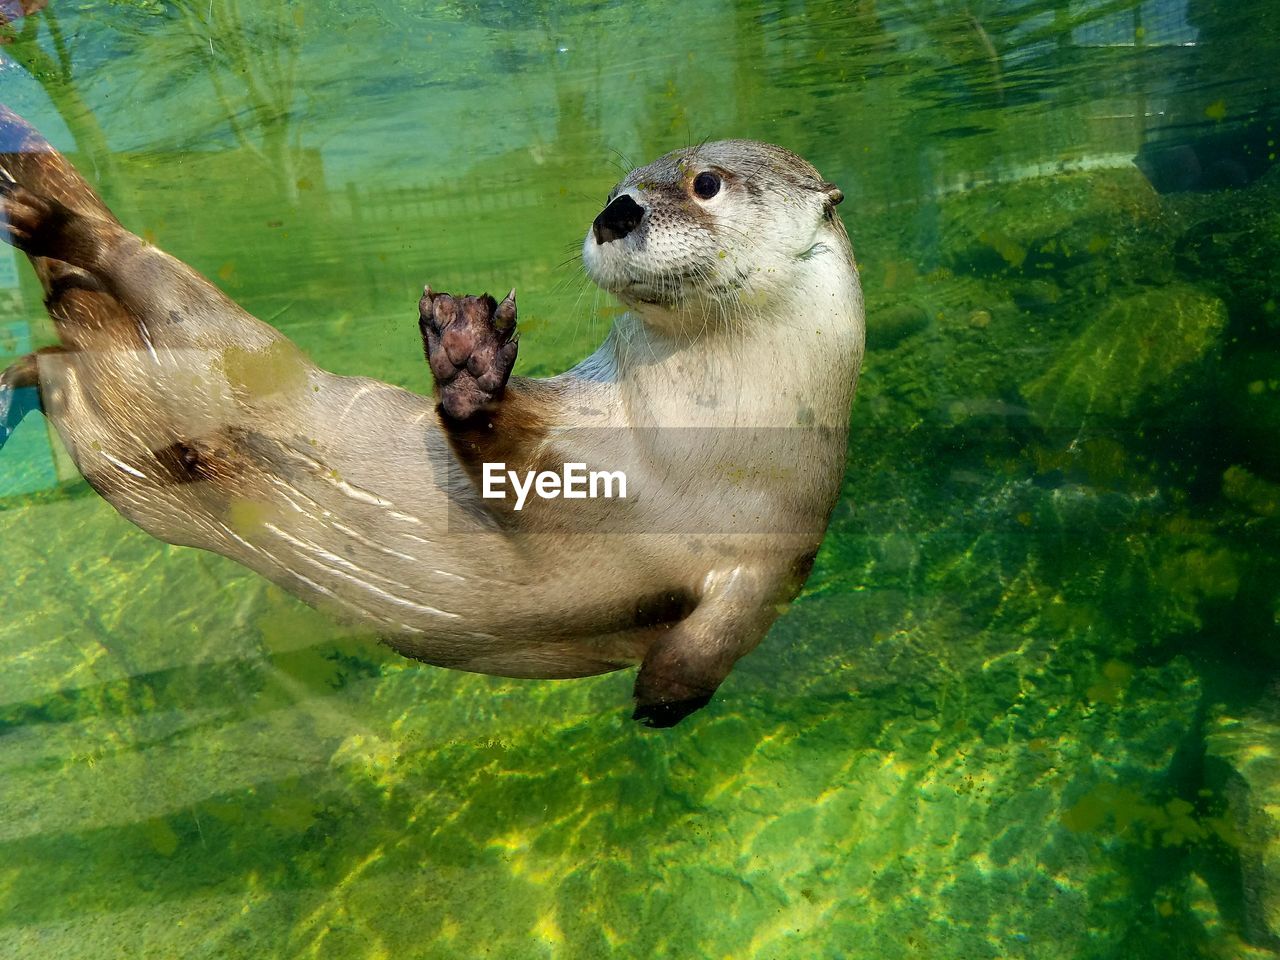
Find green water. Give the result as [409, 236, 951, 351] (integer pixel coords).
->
[2, 0, 1279, 956]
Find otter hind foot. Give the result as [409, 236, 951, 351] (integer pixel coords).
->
[0, 176, 68, 259]
[418, 286, 518, 421]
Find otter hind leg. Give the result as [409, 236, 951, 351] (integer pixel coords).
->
[418, 286, 518, 421]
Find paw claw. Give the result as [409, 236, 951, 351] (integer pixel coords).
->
[494, 289, 517, 333]
[417, 286, 519, 421]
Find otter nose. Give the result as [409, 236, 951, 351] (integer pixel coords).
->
[593, 194, 644, 244]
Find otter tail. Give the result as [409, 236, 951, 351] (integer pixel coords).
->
[0, 106, 136, 453]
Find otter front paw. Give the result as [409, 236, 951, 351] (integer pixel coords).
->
[418, 286, 518, 421]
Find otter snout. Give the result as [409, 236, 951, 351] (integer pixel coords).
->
[592, 194, 644, 244]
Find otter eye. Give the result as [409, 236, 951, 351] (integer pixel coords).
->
[692, 171, 721, 200]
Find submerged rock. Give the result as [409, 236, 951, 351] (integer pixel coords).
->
[866, 299, 931, 350]
[1021, 285, 1226, 428]
[1172, 173, 1280, 337]
[1206, 707, 1280, 951]
[1223, 465, 1280, 518]
[938, 165, 1170, 286]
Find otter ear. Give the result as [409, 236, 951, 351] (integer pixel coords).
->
[820, 181, 844, 206]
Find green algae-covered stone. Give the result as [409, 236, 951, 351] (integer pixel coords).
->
[1206, 712, 1280, 948]
[866, 299, 931, 350]
[938, 165, 1168, 284]
[1021, 284, 1226, 427]
[1173, 174, 1280, 332]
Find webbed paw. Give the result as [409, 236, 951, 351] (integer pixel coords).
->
[418, 286, 518, 421]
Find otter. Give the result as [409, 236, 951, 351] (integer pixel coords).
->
[0, 107, 864, 726]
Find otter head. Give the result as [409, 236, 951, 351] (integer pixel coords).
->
[582, 139, 851, 334]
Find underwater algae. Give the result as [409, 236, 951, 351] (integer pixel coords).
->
[811, 145, 1280, 956]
